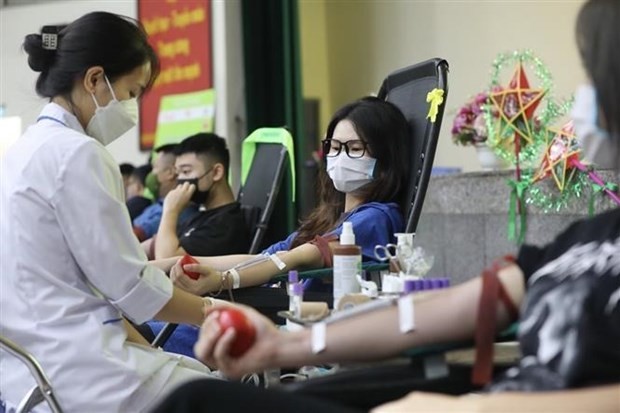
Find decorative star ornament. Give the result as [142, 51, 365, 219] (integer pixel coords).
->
[489, 63, 545, 147]
[532, 121, 581, 191]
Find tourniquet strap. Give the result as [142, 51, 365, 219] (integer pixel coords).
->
[472, 255, 519, 386]
[310, 234, 338, 268]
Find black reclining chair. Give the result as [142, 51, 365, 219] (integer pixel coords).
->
[280, 58, 456, 408]
[238, 58, 450, 314]
[380, 58, 449, 234]
[151, 128, 293, 347]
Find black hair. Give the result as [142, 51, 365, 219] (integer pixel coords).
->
[23, 11, 159, 100]
[119, 163, 135, 177]
[292, 96, 410, 248]
[131, 164, 152, 186]
[175, 133, 231, 177]
[576, 0, 620, 158]
[323, 96, 409, 208]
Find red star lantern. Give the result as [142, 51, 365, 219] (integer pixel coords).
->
[489, 63, 545, 146]
[532, 121, 581, 191]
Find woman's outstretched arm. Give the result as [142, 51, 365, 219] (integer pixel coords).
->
[170, 243, 325, 296]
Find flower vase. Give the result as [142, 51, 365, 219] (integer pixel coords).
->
[475, 143, 506, 171]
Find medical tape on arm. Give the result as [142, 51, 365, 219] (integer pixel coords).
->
[312, 300, 395, 354]
[269, 254, 287, 271]
[225, 268, 241, 289]
[310, 296, 415, 354]
[311, 322, 327, 354]
[398, 295, 415, 333]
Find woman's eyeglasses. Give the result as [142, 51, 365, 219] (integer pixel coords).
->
[321, 139, 368, 159]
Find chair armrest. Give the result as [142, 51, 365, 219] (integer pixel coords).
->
[282, 360, 477, 410]
[282, 323, 519, 409]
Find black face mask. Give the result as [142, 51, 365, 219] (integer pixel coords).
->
[177, 168, 212, 205]
[177, 177, 210, 205]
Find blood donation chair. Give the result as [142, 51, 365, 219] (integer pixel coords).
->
[230, 58, 450, 317]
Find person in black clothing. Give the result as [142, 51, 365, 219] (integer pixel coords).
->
[152, 0, 620, 411]
[153, 133, 250, 259]
[144, 133, 250, 356]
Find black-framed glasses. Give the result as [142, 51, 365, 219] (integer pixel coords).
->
[321, 139, 368, 159]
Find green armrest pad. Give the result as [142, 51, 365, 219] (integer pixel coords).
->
[272, 262, 389, 282]
[498, 322, 519, 339]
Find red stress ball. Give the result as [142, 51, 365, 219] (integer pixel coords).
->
[217, 308, 257, 357]
[180, 254, 200, 280]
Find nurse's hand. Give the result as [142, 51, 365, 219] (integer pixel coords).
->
[195, 301, 280, 379]
[163, 182, 195, 214]
[170, 258, 220, 296]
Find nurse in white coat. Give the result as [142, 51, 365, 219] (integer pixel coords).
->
[0, 12, 218, 412]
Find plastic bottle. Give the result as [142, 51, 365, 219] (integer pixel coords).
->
[333, 221, 362, 309]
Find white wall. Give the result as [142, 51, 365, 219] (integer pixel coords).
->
[318, 0, 587, 171]
[212, 0, 245, 192]
[0, 0, 148, 165]
[3, 0, 586, 172]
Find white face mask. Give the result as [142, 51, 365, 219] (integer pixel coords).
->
[572, 84, 619, 169]
[86, 75, 138, 146]
[326, 154, 377, 193]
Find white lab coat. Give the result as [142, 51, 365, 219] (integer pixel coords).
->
[0, 103, 212, 412]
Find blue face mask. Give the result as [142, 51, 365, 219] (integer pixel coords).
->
[571, 84, 619, 169]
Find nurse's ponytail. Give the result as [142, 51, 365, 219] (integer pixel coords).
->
[22, 12, 159, 100]
[23, 27, 62, 73]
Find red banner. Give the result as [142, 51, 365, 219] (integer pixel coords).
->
[138, 0, 212, 150]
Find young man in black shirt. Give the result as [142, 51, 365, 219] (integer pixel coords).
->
[153, 133, 250, 259]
